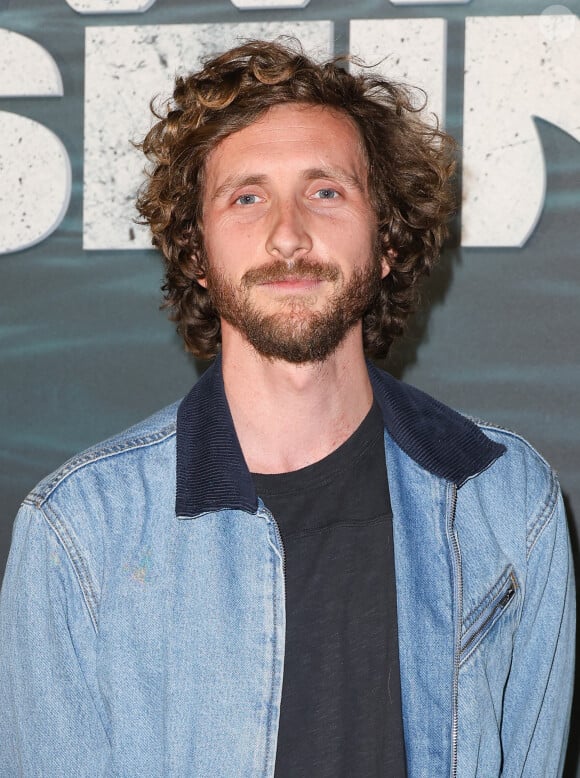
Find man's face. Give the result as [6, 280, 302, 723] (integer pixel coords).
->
[200, 103, 389, 363]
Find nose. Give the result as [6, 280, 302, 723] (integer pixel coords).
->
[265, 199, 313, 260]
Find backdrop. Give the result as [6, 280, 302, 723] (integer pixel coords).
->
[1, 0, 579, 772]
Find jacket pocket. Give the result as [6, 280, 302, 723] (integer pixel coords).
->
[460, 568, 518, 666]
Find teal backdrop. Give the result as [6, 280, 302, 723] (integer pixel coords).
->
[1, 0, 579, 773]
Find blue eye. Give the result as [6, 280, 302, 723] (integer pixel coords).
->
[235, 193, 259, 205]
[315, 188, 339, 199]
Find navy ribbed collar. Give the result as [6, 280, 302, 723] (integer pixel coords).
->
[175, 356, 505, 517]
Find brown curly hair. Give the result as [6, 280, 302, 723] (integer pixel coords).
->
[136, 38, 456, 359]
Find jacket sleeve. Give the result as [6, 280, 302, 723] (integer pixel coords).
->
[0, 501, 110, 777]
[501, 480, 575, 777]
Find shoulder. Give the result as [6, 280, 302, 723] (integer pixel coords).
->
[373, 361, 556, 497]
[25, 401, 180, 511]
[461, 417, 563, 556]
[372, 360, 562, 545]
[470, 417, 557, 496]
[6, 402, 181, 632]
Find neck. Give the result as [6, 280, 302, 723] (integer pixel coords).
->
[221, 324, 374, 474]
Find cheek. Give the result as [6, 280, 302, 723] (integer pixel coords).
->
[202, 224, 230, 268]
[203, 229, 254, 284]
[207, 215, 257, 253]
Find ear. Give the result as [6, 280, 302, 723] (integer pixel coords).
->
[381, 247, 397, 279]
[192, 253, 208, 288]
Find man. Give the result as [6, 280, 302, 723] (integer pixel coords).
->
[0, 40, 574, 777]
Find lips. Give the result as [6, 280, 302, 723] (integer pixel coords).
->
[260, 277, 323, 291]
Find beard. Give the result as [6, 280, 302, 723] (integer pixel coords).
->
[205, 253, 382, 364]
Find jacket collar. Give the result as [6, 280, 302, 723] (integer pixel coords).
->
[175, 355, 505, 517]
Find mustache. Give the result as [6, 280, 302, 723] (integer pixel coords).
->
[241, 258, 341, 287]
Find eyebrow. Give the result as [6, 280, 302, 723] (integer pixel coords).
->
[210, 167, 365, 201]
[303, 167, 365, 193]
[211, 174, 268, 202]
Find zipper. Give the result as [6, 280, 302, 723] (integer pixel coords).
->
[447, 483, 461, 778]
[261, 504, 286, 582]
[257, 504, 286, 778]
[460, 574, 517, 661]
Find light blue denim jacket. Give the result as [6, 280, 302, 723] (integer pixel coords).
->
[0, 360, 574, 777]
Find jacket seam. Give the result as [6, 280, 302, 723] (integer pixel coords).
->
[25, 425, 176, 507]
[526, 469, 559, 559]
[261, 514, 284, 777]
[465, 416, 519, 435]
[38, 501, 100, 634]
[468, 417, 553, 470]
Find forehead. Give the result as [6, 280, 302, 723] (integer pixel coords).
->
[204, 103, 368, 184]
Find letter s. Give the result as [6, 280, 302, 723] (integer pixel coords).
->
[0, 30, 71, 255]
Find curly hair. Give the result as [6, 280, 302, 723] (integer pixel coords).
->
[136, 38, 456, 359]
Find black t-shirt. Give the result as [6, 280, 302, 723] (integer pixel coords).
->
[252, 402, 407, 778]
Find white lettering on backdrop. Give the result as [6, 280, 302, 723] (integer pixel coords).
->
[1, 13, 579, 253]
[0, 31, 71, 254]
[462, 15, 580, 247]
[29, 0, 469, 9]
[349, 18, 446, 125]
[0, 30, 63, 97]
[66, 0, 311, 11]
[230, 0, 310, 8]
[65, 0, 156, 13]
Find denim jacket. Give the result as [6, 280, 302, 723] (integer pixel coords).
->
[0, 360, 574, 777]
